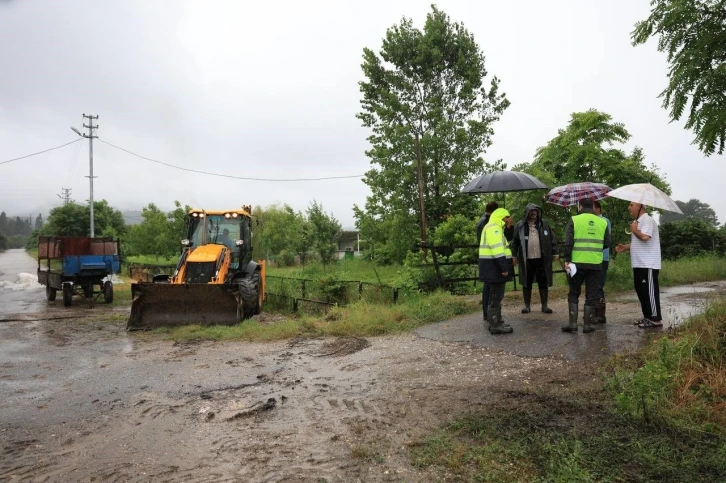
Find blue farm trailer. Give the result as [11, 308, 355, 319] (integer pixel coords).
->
[37, 236, 121, 307]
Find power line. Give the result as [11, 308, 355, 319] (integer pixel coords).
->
[0, 139, 82, 165]
[97, 138, 365, 181]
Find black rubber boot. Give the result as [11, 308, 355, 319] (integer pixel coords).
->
[562, 303, 579, 332]
[583, 305, 595, 333]
[489, 306, 513, 334]
[540, 288, 553, 314]
[593, 298, 606, 324]
[521, 288, 532, 314]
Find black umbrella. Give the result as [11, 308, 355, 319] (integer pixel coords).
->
[461, 170, 548, 194]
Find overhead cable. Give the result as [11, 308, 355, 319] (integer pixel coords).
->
[98, 138, 364, 181]
[0, 139, 82, 165]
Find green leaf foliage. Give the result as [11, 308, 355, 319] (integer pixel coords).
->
[251, 204, 310, 266]
[632, 0, 726, 155]
[659, 198, 720, 226]
[507, 109, 669, 246]
[125, 201, 191, 260]
[356, 5, 509, 263]
[38, 200, 127, 238]
[307, 200, 342, 266]
[660, 218, 726, 260]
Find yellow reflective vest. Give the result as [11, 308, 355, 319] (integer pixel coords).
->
[479, 220, 512, 261]
[571, 213, 607, 264]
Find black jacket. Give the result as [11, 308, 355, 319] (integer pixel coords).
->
[510, 203, 557, 287]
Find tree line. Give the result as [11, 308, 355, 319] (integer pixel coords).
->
[351, 3, 726, 266]
[16, 199, 343, 266]
[0, 212, 42, 250]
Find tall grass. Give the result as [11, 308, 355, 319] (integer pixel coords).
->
[267, 258, 403, 285]
[607, 299, 726, 433]
[154, 290, 477, 342]
[605, 253, 726, 293]
[411, 405, 726, 482]
[412, 299, 726, 481]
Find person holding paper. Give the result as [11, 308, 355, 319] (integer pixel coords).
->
[561, 198, 610, 333]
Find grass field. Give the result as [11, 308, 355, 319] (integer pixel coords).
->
[411, 297, 726, 482]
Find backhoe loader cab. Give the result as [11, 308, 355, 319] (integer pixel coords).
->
[127, 206, 265, 330]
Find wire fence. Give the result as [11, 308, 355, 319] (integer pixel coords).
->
[126, 266, 407, 315]
[265, 275, 400, 304]
[127, 264, 176, 282]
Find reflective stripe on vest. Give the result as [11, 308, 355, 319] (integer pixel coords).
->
[479, 223, 512, 259]
[572, 213, 606, 264]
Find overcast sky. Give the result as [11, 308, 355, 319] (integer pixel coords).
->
[1, 0, 723, 229]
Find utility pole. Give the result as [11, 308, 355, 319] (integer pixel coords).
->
[57, 188, 72, 204]
[72, 114, 98, 237]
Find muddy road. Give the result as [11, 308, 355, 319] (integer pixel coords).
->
[1, 249, 722, 482]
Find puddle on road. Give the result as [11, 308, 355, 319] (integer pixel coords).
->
[662, 286, 715, 295]
[613, 284, 717, 303]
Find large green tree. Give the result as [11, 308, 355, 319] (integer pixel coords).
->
[632, 0, 726, 155]
[251, 204, 310, 266]
[355, 5, 509, 263]
[509, 109, 669, 246]
[659, 198, 719, 225]
[125, 203, 187, 260]
[39, 200, 126, 238]
[660, 218, 725, 259]
[307, 200, 342, 266]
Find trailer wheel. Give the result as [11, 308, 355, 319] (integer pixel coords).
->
[104, 281, 114, 304]
[238, 271, 261, 320]
[46, 285, 57, 301]
[62, 283, 73, 307]
[83, 283, 94, 298]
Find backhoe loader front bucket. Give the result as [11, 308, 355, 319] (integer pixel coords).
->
[127, 282, 241, 330]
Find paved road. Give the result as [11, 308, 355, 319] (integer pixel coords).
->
[415, 283, 720, 361]
[0, 249, 46, 317]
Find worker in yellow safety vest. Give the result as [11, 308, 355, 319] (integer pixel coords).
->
[561, 197, 610, 333]
[478, 208, 515, 334]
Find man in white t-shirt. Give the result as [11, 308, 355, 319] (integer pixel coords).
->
[615, 202, 662, 328]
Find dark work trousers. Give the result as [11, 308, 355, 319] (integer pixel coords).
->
[567, 268, 601, 307]
[598, 261, 609, 299]
[633, 267, 662, 322]
[487, 282, 506, 312]
[482, 283, 491, 319]
[525, 258, 547, 288]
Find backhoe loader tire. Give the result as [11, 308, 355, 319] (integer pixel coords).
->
[239, 271, 261, 320]
[104, 281, 114, 304]
[62, 283, 73, 307]
[46, 285, 57, 301]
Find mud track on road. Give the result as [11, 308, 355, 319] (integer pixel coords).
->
[1, 283, 724, 482]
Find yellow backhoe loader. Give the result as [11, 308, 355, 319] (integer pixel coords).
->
[127, 206, 265, 330]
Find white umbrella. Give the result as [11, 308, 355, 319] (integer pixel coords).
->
[607, 183, 684, 214]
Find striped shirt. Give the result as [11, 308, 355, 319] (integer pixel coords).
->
[630, 213, 661, 269]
